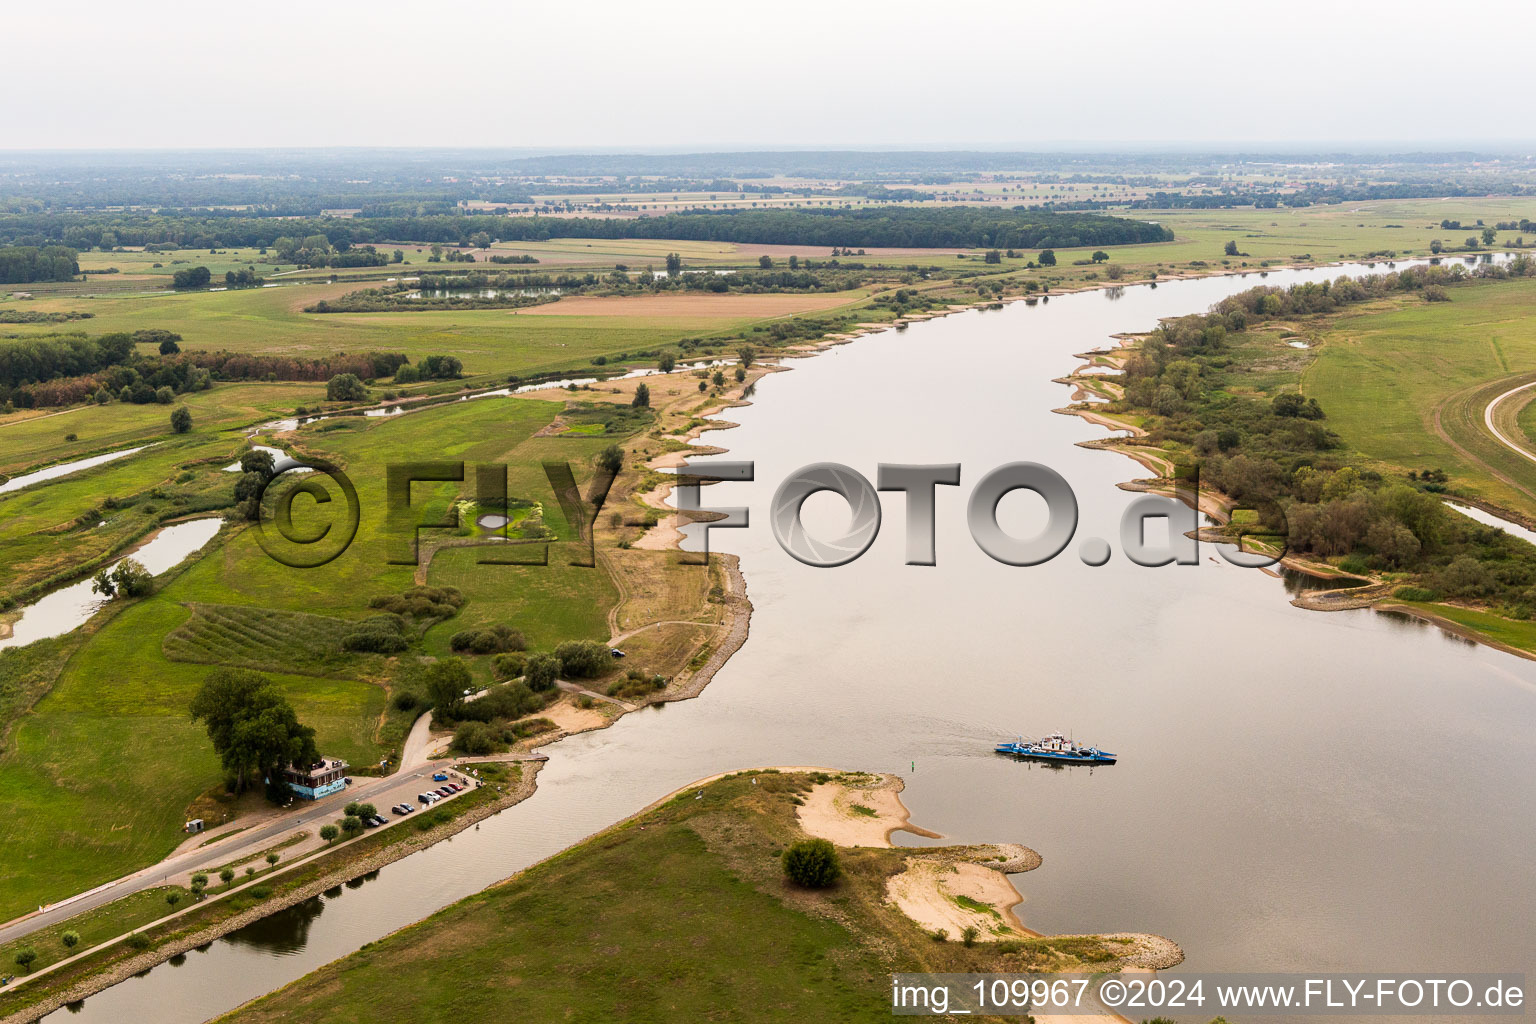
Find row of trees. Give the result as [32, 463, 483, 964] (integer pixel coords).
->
[0, 206, 1169, 253]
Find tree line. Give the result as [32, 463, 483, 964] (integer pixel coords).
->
[1111, 256, 1536, 615]
[0, 206, 1169, 253]
[0, 245, 78, 284]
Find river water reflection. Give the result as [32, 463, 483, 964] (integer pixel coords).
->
[52, 259, 1536, 1022]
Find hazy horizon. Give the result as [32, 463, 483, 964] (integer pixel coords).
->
[7, 0, 1533, 151]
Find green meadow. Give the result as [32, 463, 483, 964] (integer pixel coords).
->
[0, 394, 626, 918]
[1306, 277, 1536, 520]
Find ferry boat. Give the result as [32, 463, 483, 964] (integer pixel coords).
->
[994, 732, 1116, 765]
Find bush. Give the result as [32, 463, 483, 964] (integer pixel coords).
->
[453, 720, 500, 755]
[449, 624, 526, 654]
[524, 653, 560, 691]
[326, 373, 368, 401]
[555, 639, 613, 679]
[781, 838, 841, 888]
[491, 652, 525, 681]
[170, 406, 193, 433]
[249, 885, 272, 899]
[1393, 585, 1440, 602]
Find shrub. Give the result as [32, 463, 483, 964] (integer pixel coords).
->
[127, 933, 151, 951]
[524, 653, 560, 691]
[1394, 585, 1440, 602]
[453, 720, 500, 755]
[491, 652, 526, 681]
[781, 838, 841, 888]
[961, 925, 980, 947]
[555, 639, 612, 678]
[326, 373, 368, 402]
[170, 406, 193, 433]
[249, 885, 272, 899]
[449, 624, 526, 654]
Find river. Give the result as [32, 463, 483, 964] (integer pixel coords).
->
[49, 257, 1536, 1022]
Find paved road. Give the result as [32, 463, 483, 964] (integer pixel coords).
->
[0, 748, 542, 947]
[1483, 378, 1536, 466]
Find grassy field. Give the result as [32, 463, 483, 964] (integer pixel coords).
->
[0, 392, 638, 918]
[1306, 277, 1536, 521]
[218, 771, 1128, 1024]
[1, 276, 860, 385]
[0, 382, 325, 478]
[0, 884, 189, 976]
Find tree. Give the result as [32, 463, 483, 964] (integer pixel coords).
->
[1037, 249, 1056, 266]
[166, 890, 182, 910]
[599, 444, 624, 474]
[266, 852, 280, 868]
[631, 382, 650, 408]
[244, 865, 256, 879]
[657, 353, 676, 373]
[155, 386, 174, 405]
[234, 448, 276, 521]
[734, 366, 746, 382]
[14, 947, 37, 972]
[392, 249, 404, 263]
[319, 824, 339, 844]
[1483, 227, 1497, 246]
[1091, 250, 1109, 263]
[61, 931, 80, 950]
[1430, 239, 1445, 254]
[737, 344, 756, 369]
[159, 337, 180, 355]
[665, 252, 683, 275]
[984, 249, 1001, 264]
[219, 867, 236, 888]
[1224, 240, 1240, 256]
[424, 658, 473, 716]
[355, 803, 377, 819]
[758, 255, 773, 269]
[524, 652, 560, 692]
[341, 814, 363, 837]
[326, 373, 367, 402]
[1465, 236, 1480, 251]
[188, 669, 319, 796]
[170, 406, 193, 433]
[782, 838, 840, 888]
[171, 266, 212, 290]
[91, 558, 152, 600]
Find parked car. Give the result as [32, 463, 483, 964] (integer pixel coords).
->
[610, 648, 625, 658]
[361, 816, 379, 828]
[447, 783, 463, 793]
[432, 772, 448, 782]
[418, 793, 433, 804]
[437, 787, 453, 796]
[370, 815, 388, 827]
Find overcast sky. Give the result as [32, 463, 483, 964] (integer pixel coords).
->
[7, 0, 1533, 151]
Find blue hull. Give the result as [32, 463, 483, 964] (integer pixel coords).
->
[994, 742, 1116, 765]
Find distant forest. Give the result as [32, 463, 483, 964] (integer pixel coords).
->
[0, 207, 1169, 252]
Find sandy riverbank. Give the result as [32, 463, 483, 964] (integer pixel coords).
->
[793, 772, 1178, 970]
